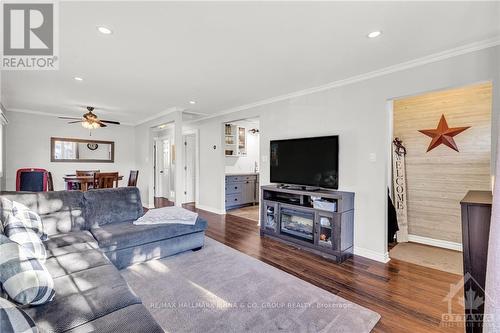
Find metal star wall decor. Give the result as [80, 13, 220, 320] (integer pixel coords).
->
[418, 114, 470, 152]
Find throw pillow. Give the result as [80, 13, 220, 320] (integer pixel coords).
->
[3, 215, 47, 262]
[0, 197, 14, 230]
[12, 201, 47, 241]
[0, 297, 38, 333]
[0, 234, 55, 306]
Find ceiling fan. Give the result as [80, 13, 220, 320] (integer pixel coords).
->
[59, 106, 121, 129]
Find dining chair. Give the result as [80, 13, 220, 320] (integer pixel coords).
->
[76, 170, 100, 190]
[76, 170, 100, 176]
[128, 170, 139, 187]
[16, 168, 49, 192]
[47, 172, 54, 191]
[94, 172, 119, 189]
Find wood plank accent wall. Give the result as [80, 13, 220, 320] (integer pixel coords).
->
[393, 82, 492, 243]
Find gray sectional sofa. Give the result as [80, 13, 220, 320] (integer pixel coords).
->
[0, 187, 208, 333]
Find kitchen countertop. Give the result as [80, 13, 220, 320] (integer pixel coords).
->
[225, 172, 259, 176]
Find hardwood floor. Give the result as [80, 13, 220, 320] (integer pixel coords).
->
[155, 198, 464, 332]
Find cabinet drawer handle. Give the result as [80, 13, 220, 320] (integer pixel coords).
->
[234, 186, 238, 189]
[234, 198, 238, 201]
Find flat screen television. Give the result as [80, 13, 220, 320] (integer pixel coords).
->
[270, 135, 339, 189]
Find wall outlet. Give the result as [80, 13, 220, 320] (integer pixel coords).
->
[369, 153, 377, 162]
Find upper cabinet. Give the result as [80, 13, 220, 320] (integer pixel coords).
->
[225, 123, 246, 157]
[237, 127, 247, 156]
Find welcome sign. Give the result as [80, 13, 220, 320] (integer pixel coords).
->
[392, 138, 408, 242]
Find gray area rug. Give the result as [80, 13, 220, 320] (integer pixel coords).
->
[121, 237, 380, 332]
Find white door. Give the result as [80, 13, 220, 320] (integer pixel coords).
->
[154, 140, 163, 197]
[183, 134, 196, 203]
[161, 139, 171, 199]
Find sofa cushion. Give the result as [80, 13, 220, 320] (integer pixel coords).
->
[0, 191, 85, 236]
[64, 304, 163, 333]
[52, 264, 127, 298]
[44, 248, 111, 279]
[90, 218, 208, 252]
[0, 234, 55, 306]
[25, 277, 142, 333]
[44, 231, 98, 258]
[43, 230, 97, 249]
[4, 214, 47, 261]
[25, 244, 144, 333]
[0, 297, 37, 333]
[83, 187, 144, 227]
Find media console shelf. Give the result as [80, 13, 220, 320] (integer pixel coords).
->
[260, 185, 354, 263]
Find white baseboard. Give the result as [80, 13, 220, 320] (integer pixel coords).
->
[407, 234, 462, 252]
[195, 204, 226, 215]
[354, 247, 390, 263]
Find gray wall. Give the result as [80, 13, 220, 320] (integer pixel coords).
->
[191, 45, 500, 260]
[4, 111, 137, 191]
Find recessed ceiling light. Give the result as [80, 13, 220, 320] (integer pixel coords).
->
[74, 76, 83, 81]
[189, 101, 196, 105]
[367, 31, 382, 38]
[97, 26, 113, 35]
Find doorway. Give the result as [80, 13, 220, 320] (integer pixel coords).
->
[224, 117, 260, 223]
[388, 82, 492, 275]
[153, 124, 176, 203]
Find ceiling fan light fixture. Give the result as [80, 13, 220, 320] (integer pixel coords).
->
[82, 121, 100, 130]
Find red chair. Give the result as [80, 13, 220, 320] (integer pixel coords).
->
[16, 168, 49, 192]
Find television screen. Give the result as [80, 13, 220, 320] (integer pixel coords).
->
[270, 136, 339, 189]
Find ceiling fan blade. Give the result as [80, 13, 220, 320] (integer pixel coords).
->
[59, 116, 82, 120]
[97, 121, 108, 128]
[68, 121, 83, 124]
[100, 120, 121, 125]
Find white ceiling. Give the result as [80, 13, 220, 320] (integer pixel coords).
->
[2, 1, 500, 125]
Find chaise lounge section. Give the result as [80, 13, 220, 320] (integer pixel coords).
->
[0, 187, 207, 332]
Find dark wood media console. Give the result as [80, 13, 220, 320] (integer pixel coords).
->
[260, 185, 355, 263]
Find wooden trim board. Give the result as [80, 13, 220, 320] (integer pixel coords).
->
[408, 234, 462, 252]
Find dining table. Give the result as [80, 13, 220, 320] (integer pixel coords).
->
[63, 174, 124, 191]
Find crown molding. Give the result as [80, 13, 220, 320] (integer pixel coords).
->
[4, 37, 499, 127]
[5, 107, 136, 126]
[135, 107, 184, 126]
[189, 36, 500, 123]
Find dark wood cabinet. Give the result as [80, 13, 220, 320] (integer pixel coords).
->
[460, 190, 493, 333]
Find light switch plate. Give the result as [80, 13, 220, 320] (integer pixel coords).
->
[369, 153, 377, 162]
